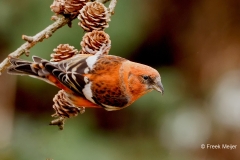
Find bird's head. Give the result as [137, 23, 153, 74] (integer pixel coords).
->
[127, 61, 164, 101]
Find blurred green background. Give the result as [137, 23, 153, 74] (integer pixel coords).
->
[1, 0, 240, 160]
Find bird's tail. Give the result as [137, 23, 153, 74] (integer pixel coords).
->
[7, 56, 54, 83]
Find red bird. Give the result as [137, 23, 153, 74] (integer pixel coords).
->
[8, 49, 164, 128]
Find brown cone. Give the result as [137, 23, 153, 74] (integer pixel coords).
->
[80, 30, 111, 55]
[50, 44, 78, 62]
[50, 0, 65, 14]
[50, 90, 85, 130]
[52, 90, 85, 118]
[64, 0, 89, 15]
[78, 2, 110, 32]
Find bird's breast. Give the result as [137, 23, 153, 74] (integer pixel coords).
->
[86, 56, 131, 109]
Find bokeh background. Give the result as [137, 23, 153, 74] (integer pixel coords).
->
[1, 0, 240, 159]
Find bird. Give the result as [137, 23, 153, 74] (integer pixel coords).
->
[7, 47, 164, 129]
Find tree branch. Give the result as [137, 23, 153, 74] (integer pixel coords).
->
[0, 0, 118, 75]
[0, 15, 72, 75]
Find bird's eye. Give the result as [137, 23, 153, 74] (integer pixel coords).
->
[142, 75, 149, 80]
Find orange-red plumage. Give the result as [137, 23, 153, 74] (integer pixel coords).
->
[7, 50, 164, 127]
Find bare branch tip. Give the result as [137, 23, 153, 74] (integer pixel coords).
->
[49, 117, 65, 130]
[108, 0, 117, 15]
[51, 15, 59, 21]
[22, 35, 33, 43]
[45, 31, 53, 39]
[24, 49, 30, 56]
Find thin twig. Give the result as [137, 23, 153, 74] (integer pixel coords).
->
[0, 15, 72, 75]
[22, 35, 33, 43]
[96, 0, 117, 15]
[108, 0, 117, 15]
